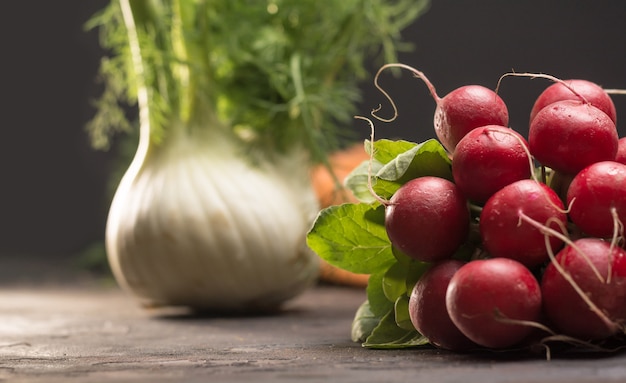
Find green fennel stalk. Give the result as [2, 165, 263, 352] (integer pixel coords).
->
[86, 0, 430, 161]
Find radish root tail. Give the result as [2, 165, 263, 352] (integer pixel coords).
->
[603, 88, 626, 95]
[607, 207, 625, 283]
[354, 115, 391, 206]
[519, 212, 622, 335]
[371, 63, 440, 123]
[496, 71, 590, 105]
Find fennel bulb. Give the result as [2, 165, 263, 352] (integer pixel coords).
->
[87, 0, 429, 311]
[107, 124, 320, 310]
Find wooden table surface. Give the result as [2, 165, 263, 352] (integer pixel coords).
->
[1, 259, 626, 382]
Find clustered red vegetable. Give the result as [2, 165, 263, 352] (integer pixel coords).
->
[387, 73, 626, 352]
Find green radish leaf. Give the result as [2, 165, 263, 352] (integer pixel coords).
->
[374, 139, 453, 198]
[390, 247, 431, 299]
[367, 270, 394, 317]
[370, 179, 402, 201]
[363, 309, 429, 349]
[376, 144, 425, 180]
[351, 300, 380, 343]
[382, 262, 408, 302]
[347, 139, 453, 201]
[344, 139, 418, 203]
[346, 139, 433, 203]
[376, 139, 452, 181]
[306, 203, 394, 275]
[365, 139, 419, 164]
[392, 246, 414, 266]
[405, 261, 432, 294]
[344, 160, 384, 203]
[394, 295, 415, 331]
[358, 260, 430, 347]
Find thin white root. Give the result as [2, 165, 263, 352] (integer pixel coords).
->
[520, 213, 620, 334]
[496, 71, 590, 105]
[522, 212, 604, 282]
[493, 308, 556, 336]
[354, 115, 390, 206]
[491, 310, 556, 361]
[603, 88, 626, 95]
[544, 233, 620, 335]
[371, 63, 440, 123]
[538, 334, 624, 354]
[538, 335, 625, 361]
[607, 207, 625, 284]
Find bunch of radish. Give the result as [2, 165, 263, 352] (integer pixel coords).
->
[377, 65, 626, 352]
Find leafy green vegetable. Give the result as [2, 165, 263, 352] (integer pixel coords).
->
[344, 160, 384, 203]
[394, 295, 416, 331]
[365, 138, 418, 164]
[377, 139, 452, 181]
[382, 262, 408, 302]
[363, 310, 429, 349]
[85, 0, 431, 162]
[306, 203, 394, 275]
[366, 270, 394, 317]
[345, 138, 452, 202]
[351, 300, 379, 343]
[307, 138, 452, 348]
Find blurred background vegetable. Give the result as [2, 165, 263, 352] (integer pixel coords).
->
[81, 0, 428, 309]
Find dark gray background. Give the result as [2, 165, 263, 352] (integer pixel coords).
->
[1, 1, 626, 261]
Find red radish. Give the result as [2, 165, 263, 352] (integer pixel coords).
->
[373, 63, 509, 153]
[408, 260, 476, 351]
[615, 137, 626, 165]
[529, 99, 618, 175]
[434, 85, 510, 153]
[480, 179, 567, 268]
[541, 238, 626, 340]
[385, 176, 469, 262]
[445, 258, 542, 349]
[566, 161, 626, 238]
[530, 79, 617, 124]
[452, 125, 532, 204]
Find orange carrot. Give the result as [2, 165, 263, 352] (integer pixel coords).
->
[311, 143, 370, 287]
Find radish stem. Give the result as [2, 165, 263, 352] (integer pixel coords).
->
[371, 63, 441, 123]
[496, 72, 590, 105]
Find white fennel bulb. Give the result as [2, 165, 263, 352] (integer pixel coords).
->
[107, 124, 320, 310]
